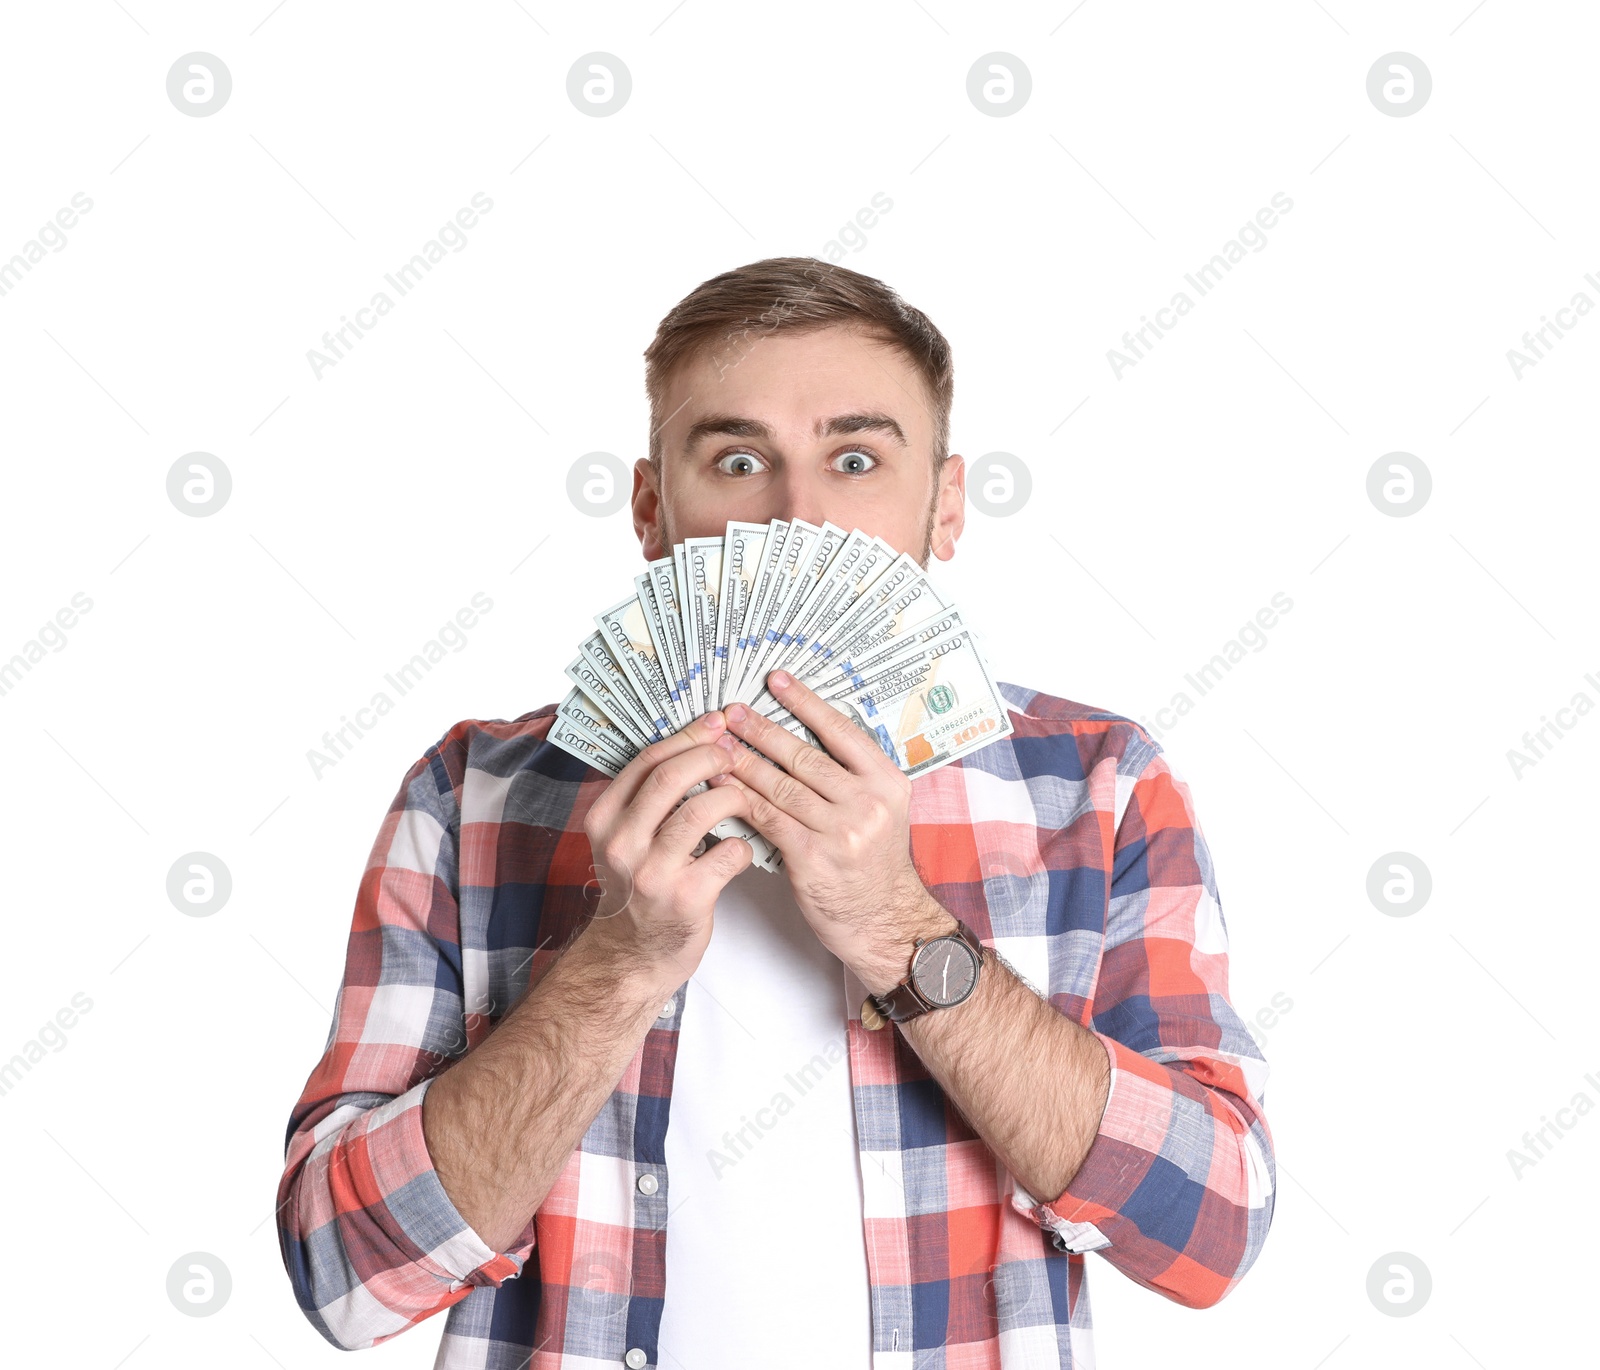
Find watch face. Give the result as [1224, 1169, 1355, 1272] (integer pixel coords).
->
[911, 936, 978, 1007]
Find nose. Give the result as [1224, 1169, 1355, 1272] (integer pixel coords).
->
[769, 466, 826, 529]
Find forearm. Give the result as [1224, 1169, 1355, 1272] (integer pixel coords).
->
[855, 897, 1112, 1204]
[421, 924, 676, 1252]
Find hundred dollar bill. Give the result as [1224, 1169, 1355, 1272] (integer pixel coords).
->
[572, 631, 665, 745]
[681, 534, 724, 718]
[638, 559, 694, 728]
[749, 553, 951, 714]
[778, 550, 923, 683]
[800, 567, 951, 697]
[547, 715, 633, 774]
[565, 653, 656, 750]
[765, 605, 970, 730]
[735, 520, 849, 704]
[751, 531, 897, 694]
[724, 516, 791, 704]
[672, 542, 700, 717]
[727, 518, 825, 705]
[556, 685, 639, 766]
[716, 519, 778, 708]
[594, 594, 678, 738]
[794, 626, 1014, 778]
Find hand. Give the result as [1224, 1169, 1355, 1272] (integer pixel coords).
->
[579, 710, 754, 989]
[709, 670, 949, 985]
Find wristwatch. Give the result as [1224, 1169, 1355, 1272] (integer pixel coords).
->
[861, 917, 984, 1029]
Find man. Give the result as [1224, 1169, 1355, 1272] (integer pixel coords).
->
[275, 257, 1276, 1369]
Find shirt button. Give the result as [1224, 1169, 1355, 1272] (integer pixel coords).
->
[658, 997, 675, 1018]
[636, 1172, 659, 1196]
[625, 1349, 648, 1369]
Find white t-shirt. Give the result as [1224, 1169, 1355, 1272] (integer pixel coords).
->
[657, 860, 873, 1367]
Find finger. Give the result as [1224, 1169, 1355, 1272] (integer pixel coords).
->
[677, 825, 755, 903]
[590, 711, 727, 823]
[761, 670, 888, 777]
[653, 782, 755, 863]
[709, 739, 831, 832]
[707, 771, 809, 849]
[723, 696, 853, 803]
[618, 738, 743, 840]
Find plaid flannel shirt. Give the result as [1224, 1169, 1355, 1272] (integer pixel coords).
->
[276, 680, 1276, 1368]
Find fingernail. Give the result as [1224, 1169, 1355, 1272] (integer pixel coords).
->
[770, 670, 791, 689]
[726, 703, 748, 724]
[704, 710, 725, 731]
[716, 732, 739, 751]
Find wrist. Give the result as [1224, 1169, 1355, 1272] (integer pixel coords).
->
[853, 894, 960, 999]
[570, 921, 687, 1010]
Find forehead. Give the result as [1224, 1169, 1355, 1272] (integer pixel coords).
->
[662, 323, 934, 447]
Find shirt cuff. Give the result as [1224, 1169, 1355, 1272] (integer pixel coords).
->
[361, 1075, 536, 1290]
[1008, 1029, 1121, 1254]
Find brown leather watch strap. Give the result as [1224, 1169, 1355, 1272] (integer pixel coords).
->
[863, 918, 983, 1028]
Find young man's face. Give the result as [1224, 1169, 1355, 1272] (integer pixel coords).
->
[631, 322, 965, 566]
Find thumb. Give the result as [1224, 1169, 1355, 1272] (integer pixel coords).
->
[713, 833, 755, 874]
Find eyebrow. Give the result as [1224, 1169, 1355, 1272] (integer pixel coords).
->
[681, 411, 908, 451]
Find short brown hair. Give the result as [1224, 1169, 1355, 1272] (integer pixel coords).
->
[643, 256, 953, 475]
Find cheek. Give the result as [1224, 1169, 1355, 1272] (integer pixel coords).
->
[842, 476, 937, 551]
[661, 481, 747, 542]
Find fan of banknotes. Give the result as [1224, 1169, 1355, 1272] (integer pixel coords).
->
[549, 518, 1014, 873]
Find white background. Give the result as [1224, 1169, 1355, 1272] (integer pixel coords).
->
[1, 2, 1595, 1367]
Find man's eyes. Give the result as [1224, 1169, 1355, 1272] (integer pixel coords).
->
[715, 450, 766, 476]
[712, 448, 880, 476]
[832, 449, 879, 475]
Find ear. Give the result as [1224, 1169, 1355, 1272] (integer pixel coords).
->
[929, 452, 966, 563]
[631, 458, 667, 561]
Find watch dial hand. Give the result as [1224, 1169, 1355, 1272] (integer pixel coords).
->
[941, 953, 950, 998]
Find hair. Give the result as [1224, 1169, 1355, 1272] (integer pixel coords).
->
[643, 256, 953, 478]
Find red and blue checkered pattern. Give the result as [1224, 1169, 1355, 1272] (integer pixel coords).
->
[275, 680, 1276, 1367]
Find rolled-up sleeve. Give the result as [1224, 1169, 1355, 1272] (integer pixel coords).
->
[1010, 748, 1276, 1309]
[275, 737, 536, 1351]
